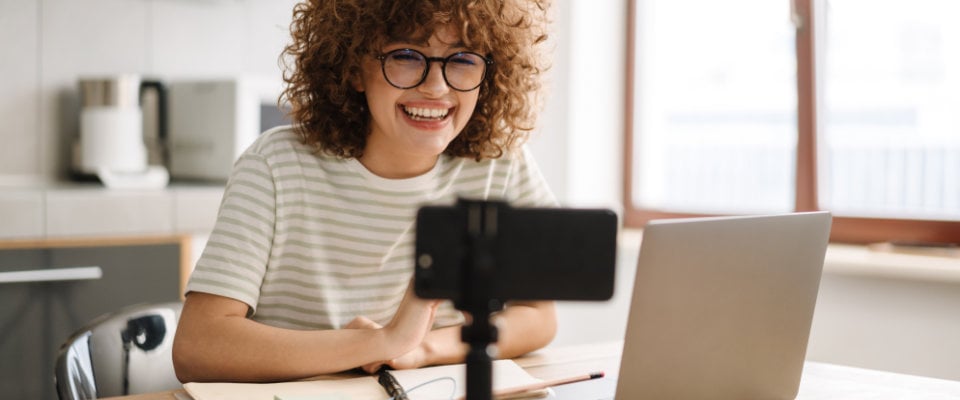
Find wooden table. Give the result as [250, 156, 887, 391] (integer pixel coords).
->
[105, 341, 960, 399]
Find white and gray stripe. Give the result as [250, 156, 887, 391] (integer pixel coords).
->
[186, 125, 557, 330]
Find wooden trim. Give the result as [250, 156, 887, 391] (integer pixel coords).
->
[0, 234, 193, 300]
[795, 0, 818, 212]
[625, 209, 715, 227]
[832, 217, 960, 245]
[0, 234, 189, 250]
[623, 0, 639, 227]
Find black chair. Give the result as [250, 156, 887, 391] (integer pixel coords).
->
[54, 302, 183, 400]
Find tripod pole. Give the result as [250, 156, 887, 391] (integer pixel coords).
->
[463, 311, 497, 400]
[459, 200, 503, 400]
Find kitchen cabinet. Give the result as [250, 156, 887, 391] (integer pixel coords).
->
[0, 236, 188, 400]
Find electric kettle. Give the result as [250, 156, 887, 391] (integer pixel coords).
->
[74, 74, 169, 189]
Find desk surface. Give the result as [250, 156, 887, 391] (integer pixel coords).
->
[105, 341, 960, 400]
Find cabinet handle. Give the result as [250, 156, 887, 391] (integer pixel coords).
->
[0, 266, 103, 284]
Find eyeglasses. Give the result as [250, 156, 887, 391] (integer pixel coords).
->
[376, 48, 493, 92]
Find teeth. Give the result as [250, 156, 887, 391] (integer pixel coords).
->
[404, 106, 449, 120]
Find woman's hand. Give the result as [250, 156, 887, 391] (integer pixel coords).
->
[347, 315, 431, 373]
[383, 281, 440, 350]
[347, 281, 439, 373]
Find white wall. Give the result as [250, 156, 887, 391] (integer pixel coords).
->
[806, 272, 960, 381]
[533, 0, 633, 348]
[529, 0, 626, 211]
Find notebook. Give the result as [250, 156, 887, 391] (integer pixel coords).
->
[613, 212, 832, 399]
[378, 360, 548, 400]
[183, 359, 547, 400]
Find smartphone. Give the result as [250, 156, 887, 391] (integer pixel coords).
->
[414, 199, 618, 303]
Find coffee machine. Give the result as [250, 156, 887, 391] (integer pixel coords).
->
[73, 74, 169, 189]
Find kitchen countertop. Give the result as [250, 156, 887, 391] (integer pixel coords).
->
[0, 182, 225, 240]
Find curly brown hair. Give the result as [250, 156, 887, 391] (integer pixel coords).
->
[281, 0, 550, 160]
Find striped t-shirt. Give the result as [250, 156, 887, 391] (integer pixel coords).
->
[186, 126, 557, 330]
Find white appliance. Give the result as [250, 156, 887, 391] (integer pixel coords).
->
[167, 77, 287, 181]
[74, 75, 170, 189]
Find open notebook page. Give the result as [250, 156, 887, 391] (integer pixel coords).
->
[183, 359, 544, 400]
[184, 375, 384, 400]
[387, 359, 545, 400]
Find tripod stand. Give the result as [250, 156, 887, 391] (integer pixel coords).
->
[415, 199, 618, 400]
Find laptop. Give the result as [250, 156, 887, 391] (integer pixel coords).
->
[554, 211, 832, 399]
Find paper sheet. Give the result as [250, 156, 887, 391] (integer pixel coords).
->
[184, 376, 386, 400]
[387, 359, 544, 400]
[184, 360, 544, 400]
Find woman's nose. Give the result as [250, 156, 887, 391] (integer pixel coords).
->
[417, 61, 450, 96]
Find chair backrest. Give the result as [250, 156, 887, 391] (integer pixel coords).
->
[54, 302, 183, 400]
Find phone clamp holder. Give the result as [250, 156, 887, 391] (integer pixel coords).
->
[415, 198, 618, 400]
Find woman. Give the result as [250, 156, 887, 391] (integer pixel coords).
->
[173, 0, 556, 382]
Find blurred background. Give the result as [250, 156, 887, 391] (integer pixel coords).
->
[1, 1, 959, 399]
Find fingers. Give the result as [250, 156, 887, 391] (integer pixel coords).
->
[362, 361, 385, 374]
[426, 301, 439, 328]
[349, 283, 439, 374]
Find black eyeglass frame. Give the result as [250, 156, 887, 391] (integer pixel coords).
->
[376, 48, 494, 92]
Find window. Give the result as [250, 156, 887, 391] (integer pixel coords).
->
[625, 0, 960, 244]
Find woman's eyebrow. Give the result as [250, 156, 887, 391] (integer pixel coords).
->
[387, 36, 428, 47]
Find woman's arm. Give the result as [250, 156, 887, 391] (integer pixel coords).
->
[491, 300, 558, 357]
[172, 286, 439, 383]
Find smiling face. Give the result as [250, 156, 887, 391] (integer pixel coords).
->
[353, 27, 481, 178]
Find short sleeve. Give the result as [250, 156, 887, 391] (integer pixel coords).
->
[185, 153, 277, 312]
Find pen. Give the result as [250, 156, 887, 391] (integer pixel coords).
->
[377, 366, 409, 400]
[494, 371, 605, 397]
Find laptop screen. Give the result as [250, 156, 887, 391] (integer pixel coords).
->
[615, 212, 831, 399]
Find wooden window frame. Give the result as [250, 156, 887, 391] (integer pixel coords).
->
[623, 0, 960, 245]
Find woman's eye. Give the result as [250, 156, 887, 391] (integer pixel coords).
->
[389, 50, 423, 63]
[449, 54, 479, 66]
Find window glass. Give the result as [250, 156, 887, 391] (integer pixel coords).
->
[631, 0, 797, 214]
[820, 0, 960, 220]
